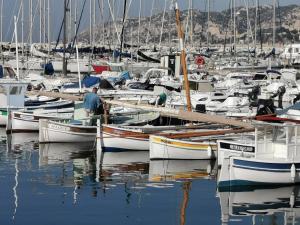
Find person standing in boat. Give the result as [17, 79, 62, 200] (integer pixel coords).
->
[83, 87, 103, 125]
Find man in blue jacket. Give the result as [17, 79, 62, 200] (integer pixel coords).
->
[83, 87, 103, 125]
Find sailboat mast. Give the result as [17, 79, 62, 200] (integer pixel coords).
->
[207, 0, 210, 48]
[233, 0, 236, 59]
[39, 0, 42, 43]
[273, 0, 276, 48]
[159, 0, 167, 50]
[14, 16, 19, 80]
[0, 0, 3, 43]
[173, 0, 192, 112]
[63, 0, 67, 76]
[21, 0, 24, 56]
[47, 0, 50, 56]
[29, 0, 33, 45]
[254, 0, 258, 52]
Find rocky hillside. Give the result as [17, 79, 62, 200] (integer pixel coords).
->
[79, 4, 300, 46]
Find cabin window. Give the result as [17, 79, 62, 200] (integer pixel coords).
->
[253, 74, 267, 80]
[214, 93, 224, 96]
[295, 48, 300, 53]
[288, 48, 293, 53]
[9, 86, 22, 95]
[198, 97, 208, 101]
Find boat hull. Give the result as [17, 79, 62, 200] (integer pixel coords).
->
[99, 125, 149, 152]
[9, 111, 73, 132]
[149, 135, 217, 160]
[218, 157, 300, 188]
[39, 119, 96, 143]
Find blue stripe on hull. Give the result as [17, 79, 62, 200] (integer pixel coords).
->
[233, 159, 300, 172]
[102, 147, 147, 152]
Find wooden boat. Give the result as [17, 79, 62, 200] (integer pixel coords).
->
[101, 125, 150, 152]
[149, 135, 217, 160]
[218, 122, 300, 188]
[7, 110, 73, 132]
[39, 119, 97, 143]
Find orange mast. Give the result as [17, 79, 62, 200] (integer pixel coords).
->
[173, 1, 192, 112]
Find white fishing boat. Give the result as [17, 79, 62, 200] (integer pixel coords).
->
[100, 125, 150, 152]
[7, 109, 74, 133]
[218, 121, 300, 187]
[39, 119, 97, 143]
[149, 135, 217, 160]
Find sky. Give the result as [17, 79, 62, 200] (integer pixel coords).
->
[1, 0, 299, 43]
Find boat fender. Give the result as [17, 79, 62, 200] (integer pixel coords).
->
[291, 163, 296, 182]
[207, 145, 212, 158]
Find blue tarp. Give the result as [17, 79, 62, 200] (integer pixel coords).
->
[82, 75, 101, 88]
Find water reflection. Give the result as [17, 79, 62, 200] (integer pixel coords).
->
[218, 186, 300, 224]
[149, 160, 217, 182]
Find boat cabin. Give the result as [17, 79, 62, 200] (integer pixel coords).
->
[281, 43, 300, 60]
[254, 121, 300, 160]
[0, 80, 29, 109]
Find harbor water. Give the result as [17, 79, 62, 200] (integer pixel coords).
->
[0, 130, 299, 225]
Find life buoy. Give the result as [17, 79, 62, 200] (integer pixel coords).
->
[195, 56, 205, 66]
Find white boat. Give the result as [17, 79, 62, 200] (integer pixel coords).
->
[149, 135, 217, 160]
[100, 125, 150, 152]
[218, 121, 300, 187]
[7, 110, 73, 132]
[39, 119, 97, 143]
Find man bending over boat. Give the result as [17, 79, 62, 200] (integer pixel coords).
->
[83, 87, 103, 125]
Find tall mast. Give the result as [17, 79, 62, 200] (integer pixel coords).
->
[190, 0, 193, 45]
[29, 0, 33, 45]
[14, 16, 19, 80]
[173, 0, 192, 112]
[207, 0, 210, 48]
[137, 0, 142, 47]
[89, 0, 92, 47]
[39, 0, 42, 43]
[63, 0, 67, 76]
[21, 0, 24, 56]
[93, 0, 96, 46]
[47, 0, 50, 56]
[159, 0, 167, 50]
[43, 0, 47, 43]
[254, 0, 258, 52]
[272, 0, 276, 48]
[0, 0, 3, 43]
[233, 0, 236, 59]
[146, 0, 155, 46]
[69, 0, 72, 43]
